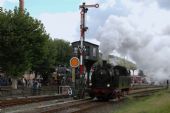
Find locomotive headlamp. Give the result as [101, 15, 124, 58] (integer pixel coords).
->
[89, 83, 92, 86]
[107, 84, 110, 87]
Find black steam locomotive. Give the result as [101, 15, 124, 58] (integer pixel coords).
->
[88, 61, 131, 100]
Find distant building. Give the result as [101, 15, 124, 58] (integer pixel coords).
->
[131, 75, 145, 84]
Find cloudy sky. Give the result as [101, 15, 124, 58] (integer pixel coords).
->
[1, 0, 170, 81]
[0, 0, 82, 42]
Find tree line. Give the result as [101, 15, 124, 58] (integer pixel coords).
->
[0, 8, 72, 88]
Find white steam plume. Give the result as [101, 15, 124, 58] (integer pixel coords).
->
[85, 0, 170, 81]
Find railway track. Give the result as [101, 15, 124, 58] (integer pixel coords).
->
[131, 84, 163, 90]
[15, 98, 93, 113]
[65, 87, 164, 113]
[8, 87, 164, 113]
[0, 86, 163, 108]
[68, 87, 164, 113]
[130, 86, 163, 94]
[0, 94, 69, 108]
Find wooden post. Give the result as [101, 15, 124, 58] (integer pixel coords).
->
[72, 68, 75, 83]
[72, 68, 76, 97]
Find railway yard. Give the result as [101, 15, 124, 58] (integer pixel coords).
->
[0, 85, 166, 113]
[1, 0, 170, 113]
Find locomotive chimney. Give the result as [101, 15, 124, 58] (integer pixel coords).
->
[19, 0, 24, 14]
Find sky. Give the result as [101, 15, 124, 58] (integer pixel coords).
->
[0, 0, 83, 42]
[1, 0, 170, 82]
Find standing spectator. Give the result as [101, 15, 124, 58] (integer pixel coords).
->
[37, 80, 41, 95]
[22, 78, 26, 87]
[167, 80, 169, 89]
[32, 79, 37, 95]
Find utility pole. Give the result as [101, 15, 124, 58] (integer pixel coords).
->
[79, 2, 99, 77]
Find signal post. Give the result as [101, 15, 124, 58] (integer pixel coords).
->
[79, 2, 99, 77]
[75, 3, 99, 99]
[70, 3, 99, 99]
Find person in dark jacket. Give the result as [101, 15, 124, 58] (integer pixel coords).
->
[167, 80, 169, 89]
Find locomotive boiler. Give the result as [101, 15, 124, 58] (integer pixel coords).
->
[88, 61, 131, 100]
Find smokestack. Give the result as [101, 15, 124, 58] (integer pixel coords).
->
[19, 0, 24, 14]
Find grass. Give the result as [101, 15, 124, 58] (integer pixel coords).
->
[113, 89, 170, 113]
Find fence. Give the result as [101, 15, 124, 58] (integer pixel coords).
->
[58, 85, 72, 95]
[0, 85, 59, 99]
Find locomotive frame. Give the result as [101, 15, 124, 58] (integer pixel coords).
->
[88, 62, 131, 100]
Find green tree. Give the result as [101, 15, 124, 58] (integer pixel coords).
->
[52, 39, 72, 66]
[31, 39, 72, 84]
[32, 39, 56, 84]
[0, 8, 49, 89]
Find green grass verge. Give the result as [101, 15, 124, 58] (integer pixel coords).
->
[113, 90, 170, 113]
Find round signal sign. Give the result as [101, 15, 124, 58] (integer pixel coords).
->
[70, 57, 79, 68]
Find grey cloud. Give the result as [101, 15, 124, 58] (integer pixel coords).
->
[86, 0, 129, 39]
[163, 26, 170, 35]
[157, 0, 170, 10]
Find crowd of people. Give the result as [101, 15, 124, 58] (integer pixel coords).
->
[22, 78, 41, 88]
[0, 74, 11, 86]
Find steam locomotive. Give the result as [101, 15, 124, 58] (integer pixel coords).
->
[88, 61, 131, 100]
